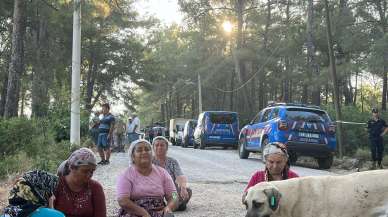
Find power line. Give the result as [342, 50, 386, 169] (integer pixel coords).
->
[214, 40, 284, 93]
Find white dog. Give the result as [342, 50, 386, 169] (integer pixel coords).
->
[244, 170, 388, 217]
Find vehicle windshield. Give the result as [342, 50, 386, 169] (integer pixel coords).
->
[209, 113, 236, 124]
[286, 108, 330, 122]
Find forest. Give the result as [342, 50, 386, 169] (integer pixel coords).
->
[0, 0, 388, 175]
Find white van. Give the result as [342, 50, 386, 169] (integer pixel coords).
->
[169, 118, 189, 146]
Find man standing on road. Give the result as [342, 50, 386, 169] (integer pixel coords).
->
[366, 108, 388, 169]
[127, 114, 141, 143]
[97, 103, 115, 165]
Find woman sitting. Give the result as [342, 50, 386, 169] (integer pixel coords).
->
[242, 142, 299, 203]
[2, 170, 64, 217]
[116, 139, 177, 217]
[55, 148, 106, 217]
[152, 136, 192, 211]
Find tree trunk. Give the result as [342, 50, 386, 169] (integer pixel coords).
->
[283, 0, 291, 102]
[31, 6, 51, 117]
[383, 72, 387, 111]
[325, 0, 344, 158]
[374, 1, 387, 111]
[85, 50, 98, 112]
[306, 0, 320, 106]
[229, 70, 234, 111]
[4, 0, 26, 118]
[302, 84, 308, 104]
[234, 0, 253, 115]
[353, 70, 358, 106]
[0, 75, 8, 116]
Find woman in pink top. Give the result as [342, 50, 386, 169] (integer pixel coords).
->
[242, 142, 299, 204]
[116, 139, 177, 217]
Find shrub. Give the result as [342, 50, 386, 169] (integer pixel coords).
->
[383, 155, 388, 166]
[0, 117, 51, 157]
[0, 152, 33, 178]
[354, 148, 370, 162]
[323, 105, 370, 155]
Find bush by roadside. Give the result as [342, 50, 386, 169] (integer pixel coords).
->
[0, 112, 88, 179]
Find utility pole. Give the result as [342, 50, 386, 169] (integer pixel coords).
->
[198, 73, 202, 114]
[70, 0, 81, 145]
[324, 0, 343, 158]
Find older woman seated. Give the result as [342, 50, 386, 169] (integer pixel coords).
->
[152, 136, 192, 211]
[55, 148, 106, 217]
[242, 142, 299, 203]
[116, 139, 177, 217]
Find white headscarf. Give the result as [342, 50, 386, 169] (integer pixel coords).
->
[263, 143, 289, 159]
[128, 139, 153, 165]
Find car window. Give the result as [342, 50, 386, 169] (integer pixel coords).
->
[286, 108, 330, 122]
[271, 108, 280, 119]
[209, 113, 236, 124]
[260, 109, 272, 122]
[251, 112, 262, 124]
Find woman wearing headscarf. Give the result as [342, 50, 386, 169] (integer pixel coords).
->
[242, 142, 299, 203]
[2, 170, 64, 217]
[116, 139, 177, 217]
[54, 148, 106, 217]
[151, 136, 192, 211]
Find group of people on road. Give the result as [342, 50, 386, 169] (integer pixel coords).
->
[2, 138, 192, 217]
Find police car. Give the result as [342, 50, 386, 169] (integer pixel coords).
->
[238, 103, 336, 169]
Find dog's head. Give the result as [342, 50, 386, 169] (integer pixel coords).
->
[244, 182, 282, 217]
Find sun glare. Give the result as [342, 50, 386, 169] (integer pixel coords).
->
[222, 21, 233, 33]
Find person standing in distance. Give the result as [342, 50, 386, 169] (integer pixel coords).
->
[127, 114, 141, 143]
[366, 108, 388, 169]
[97, 103, 115, 165]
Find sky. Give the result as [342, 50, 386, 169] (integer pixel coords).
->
[134, 0, 183, 25]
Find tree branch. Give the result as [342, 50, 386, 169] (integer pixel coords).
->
[39, 0, 59, 11]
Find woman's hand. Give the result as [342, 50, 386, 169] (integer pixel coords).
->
[163, 206, 172, 214]
[180, 187, 189, 200]
[48, 195, 56, 208]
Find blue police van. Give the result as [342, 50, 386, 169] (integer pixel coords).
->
[193, 111, 239, 149]
[238, 103, 336, 169]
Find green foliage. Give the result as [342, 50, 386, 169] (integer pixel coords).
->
[47, 102, 90, 142]
[0, 116, 82, 178]
[0, 117, 51, 157]
[323, 105, 388, 156]
[0, 152, 33, 178]
[354, 148, 370, 162]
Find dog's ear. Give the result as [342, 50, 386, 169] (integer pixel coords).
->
[264, 188, 282, 211]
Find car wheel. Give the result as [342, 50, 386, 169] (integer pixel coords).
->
[238, 137, 250, 159]
[199, 137, 206, 149]
[317, 155, 333, 169]
[261, 137, 269, 162]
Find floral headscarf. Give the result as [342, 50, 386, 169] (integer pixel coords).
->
[3, 170, 59, 217]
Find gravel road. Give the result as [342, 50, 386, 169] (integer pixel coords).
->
[94, 145, 336, 217]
